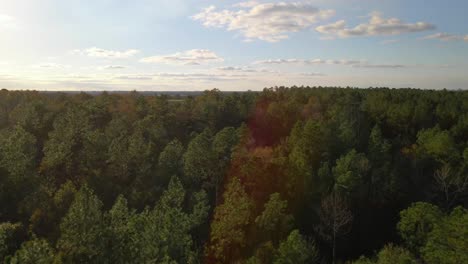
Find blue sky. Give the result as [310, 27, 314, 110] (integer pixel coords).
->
[0, 0, 467, 90]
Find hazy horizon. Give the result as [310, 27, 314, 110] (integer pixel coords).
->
[1, 0, 467, 91]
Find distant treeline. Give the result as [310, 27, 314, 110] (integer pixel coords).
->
[0, 87, 466, 263]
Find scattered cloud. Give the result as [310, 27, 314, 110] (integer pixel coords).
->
[192, 2, 335, 42]
[216, 66, 273, 73]
[253, 58, 363, 66]
[114, 75, 153, 80]
[154, 72, 245, 78]
[254, 59, 305, 65]
[32, 63, 70, 69]
[353, 63, 405, 69]
[140, 49, 223, 65]
[253, 58, 406, 68]
[316, 12, 435, 39]
[423, 32, 468, 42]
[114, 72, 250, 82]
[299, 72, 327, 77]
[233, 1, 260, 8]
[72, 47, 140, 58]
[101, 65, 126, 70]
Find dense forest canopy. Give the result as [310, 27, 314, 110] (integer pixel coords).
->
[0, 87, 467, 263]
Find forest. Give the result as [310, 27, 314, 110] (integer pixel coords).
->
[0, 87, 467, 263]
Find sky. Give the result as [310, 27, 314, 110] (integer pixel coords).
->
[0, 0, 467, 91]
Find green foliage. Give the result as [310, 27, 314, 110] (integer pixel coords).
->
[274, 230, 319, 264]
[255, 193, 293, 241]
[0, 222, 22, 261]
[376, 244, 417, 264]
[350, 244, 416, 264]
[416, 126, 458, 163]
[57, 185, 107, 263]
[9, 100, 50, 136]
[53, 181, 77, 216]
[287, 120, 326, 196]
[135, 177, 208, 263]
[183, 129, 217, 189]
[368, 125, 391, 162]
[247, 241, 276, 264]
[421, 206, 468, 264]
[211, 127, 240, 203]
[0, 126, 38, 218]
[350, 256, 374, 264]
[333, 149, 370, 194]
[288, 120, 324, 177]
[107, 195, 137, 264]
[398, 203, 468, 264]
[0, 88, 467, 263]
[209, 177, 253, 261]
[10, 237, 55, 264]
[367, 125, 397, 202]
[0, 126, 37, 181]
[158, 139, 184, 182]
[213, 127, 239, 161]
[41, 105, 91, 179]
[397, 202, 443, 253]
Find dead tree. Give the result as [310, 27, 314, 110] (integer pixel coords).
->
[433, 165, 468, 210]
[316, 192, 353, 264]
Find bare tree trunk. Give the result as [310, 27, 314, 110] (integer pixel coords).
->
[332, 231, 336, 264]
[317, 192, 353, 264]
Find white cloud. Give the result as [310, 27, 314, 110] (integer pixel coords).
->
[217, 66, 283, 74]
[140, 49, 223, 65]
[101, 65, 126, 70]
[115, 75, 153, 80]
[233, 1, 260, 8]
[114, 72, 250, 82]
[299, 72, 326, 77]
[154, 72, 243, 78]
[218, 66, 254, 72]
[253, 58, 406, 68]
[423, 32, 468, 42]
[316, 12, 435, 39]
[217, 66, 264, 73]
[32, 63, 70, 69]
[192, 2, 335, 42]
[254, 59, 307, 64]
[73, 47, 140, 58]
[253, 58, 363, 66]
[353, 63, 405, 69]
